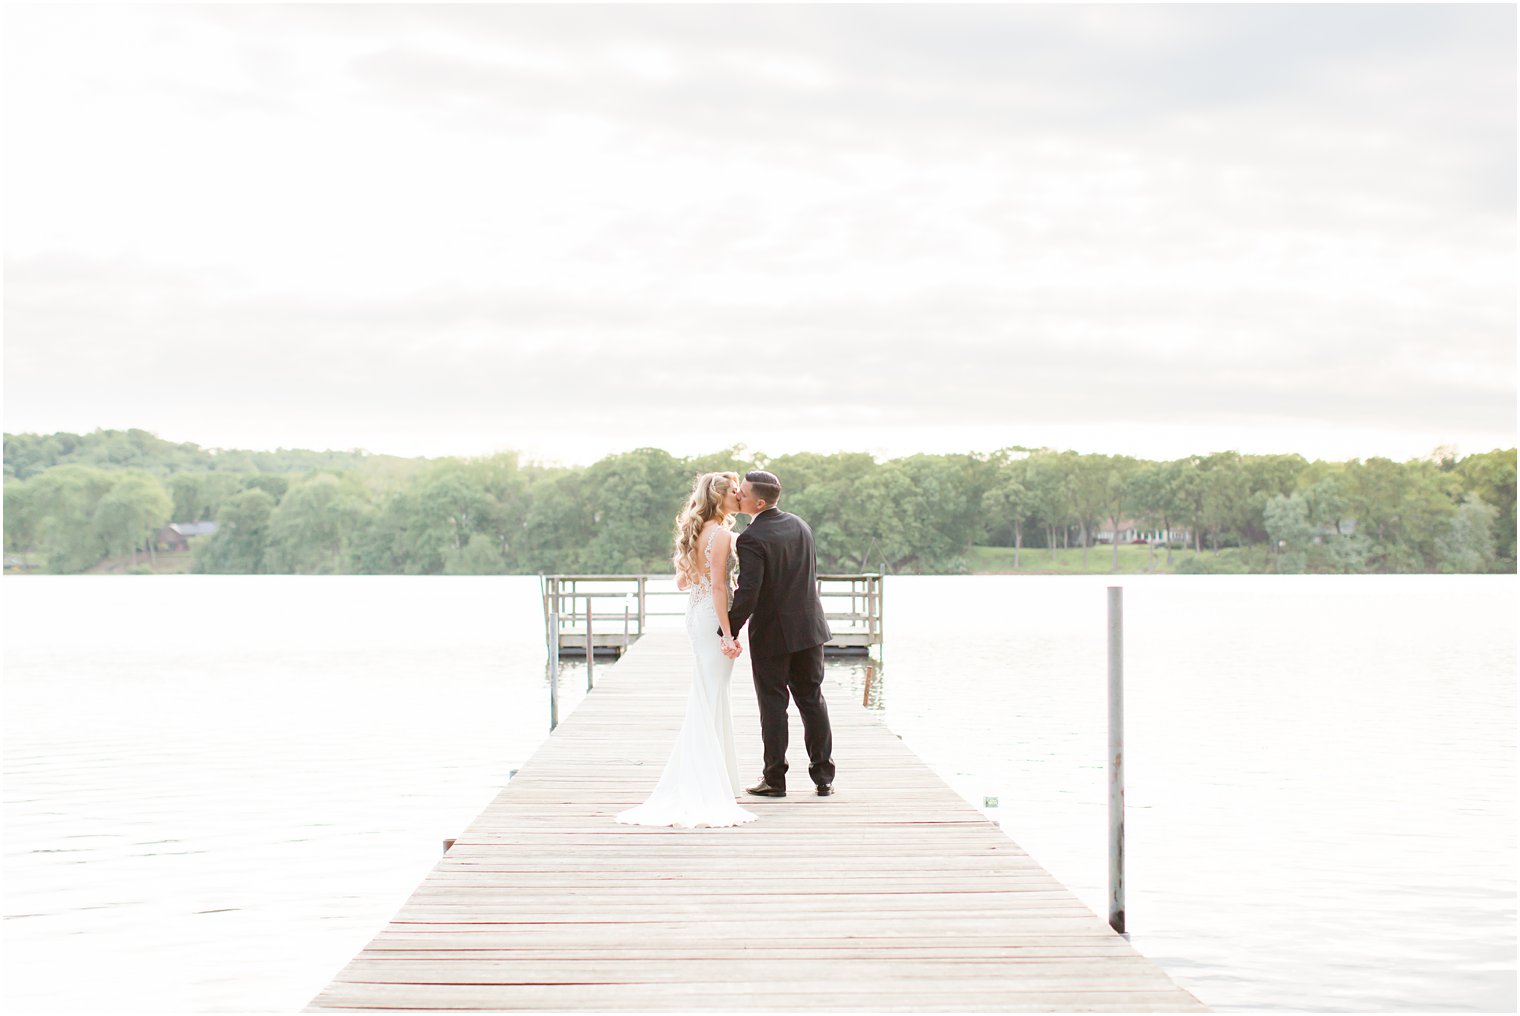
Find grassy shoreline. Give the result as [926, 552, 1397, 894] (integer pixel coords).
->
[965, 544, 1183, 574]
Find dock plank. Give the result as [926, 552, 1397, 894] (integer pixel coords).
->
[309, 631, 1206, 1012]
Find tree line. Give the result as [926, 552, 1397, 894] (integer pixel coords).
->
[3, 428, 1514, 576]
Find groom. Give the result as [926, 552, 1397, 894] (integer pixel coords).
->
[722, 470, 836, 798]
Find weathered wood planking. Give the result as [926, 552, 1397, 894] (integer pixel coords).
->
[308, 631, 1206, 1012]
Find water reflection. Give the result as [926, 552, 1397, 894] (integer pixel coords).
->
[825, 655, 886, 711]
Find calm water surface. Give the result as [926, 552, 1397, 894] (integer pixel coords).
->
[3, 575, 1514, 1013]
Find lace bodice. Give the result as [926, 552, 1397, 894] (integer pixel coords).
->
[687, 527, 731, 607]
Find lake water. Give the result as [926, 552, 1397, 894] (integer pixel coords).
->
[3, 575, 1515, 1013]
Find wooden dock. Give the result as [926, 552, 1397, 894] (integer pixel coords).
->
[309, 632, 1206, 1012]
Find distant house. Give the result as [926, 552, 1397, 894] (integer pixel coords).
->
[155, 521, 218, 552]
[1312, 519, 1357, 543]
[1094, 518, 1191, 545]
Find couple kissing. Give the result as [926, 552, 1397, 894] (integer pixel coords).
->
[616, 470, 836, 828]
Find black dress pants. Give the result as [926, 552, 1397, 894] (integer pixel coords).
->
[750, 643, 835, 790]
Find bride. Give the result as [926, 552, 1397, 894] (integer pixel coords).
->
[615, 471, 757, 829]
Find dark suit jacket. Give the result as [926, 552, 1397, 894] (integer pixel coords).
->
[725, 507, 832, 658]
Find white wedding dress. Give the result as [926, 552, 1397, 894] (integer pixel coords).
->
[616, 529, 757, 829]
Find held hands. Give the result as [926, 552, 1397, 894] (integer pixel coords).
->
[720, 635, 742, 659]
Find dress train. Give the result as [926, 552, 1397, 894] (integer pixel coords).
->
[616, 537, 756, 829]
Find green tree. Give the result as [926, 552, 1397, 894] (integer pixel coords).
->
[986, 458, 1032, 568]
[1129, 460, 1188, 566]
[1454, 449, 1517, 569]
[580, 449, 688, 572]
[411, 468, 497, 567]
[93, 472, 173, 567]
[1263, 492, 1313, 573]
[347, 490, 417, 574]
[1344, 458, 1459, 571]
[1067, 455, 1113, 570]
[1095, 455, 1139, 573]
[1294, 466, 1361, 573]
[4, 479, 38, 567]
[445, 532, 509, 574]
[168, 471, 245, 522]
[468, 453, 532, 567]
[268, 474, 365, 574]
[1344, 458, 1408, 568]
[1240, 454, 1309, 544]
[1437, 494, 1498, 573]
[241, 474, 291, 501]
[1401, 462, 1462, 570]
[195, 488, 277, 573]
[1198, 451, 1250, 552]
[25, 465, 117, 572]
[1022, 452, 1078, 559]
[791, 462, 922, 571]
[516, 471, 594, 573]
[761, 452, 877, 502]
[762, 452, 889, 569]
[893, 454, 985, 569]
[356, 459, 524, 575]
[1173, 456, 1208, 555]
[1301, 469, 1351, 535]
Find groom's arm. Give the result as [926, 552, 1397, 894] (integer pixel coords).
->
[723, 531, 765, 638]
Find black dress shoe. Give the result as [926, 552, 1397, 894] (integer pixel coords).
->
[746, 781, 786, 797]
[815, 785, 834, 797]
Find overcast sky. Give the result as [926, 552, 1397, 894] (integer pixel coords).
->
[4, 3, 1514, 465]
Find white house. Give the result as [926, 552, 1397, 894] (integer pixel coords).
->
[1093, 518, 1191, 545]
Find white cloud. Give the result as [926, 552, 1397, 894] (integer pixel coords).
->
[3, 3, 1513, 463]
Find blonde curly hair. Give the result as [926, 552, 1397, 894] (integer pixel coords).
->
[672, 471, 739, 585]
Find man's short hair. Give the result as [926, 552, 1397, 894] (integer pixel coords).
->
[745, 470, 782, 507]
